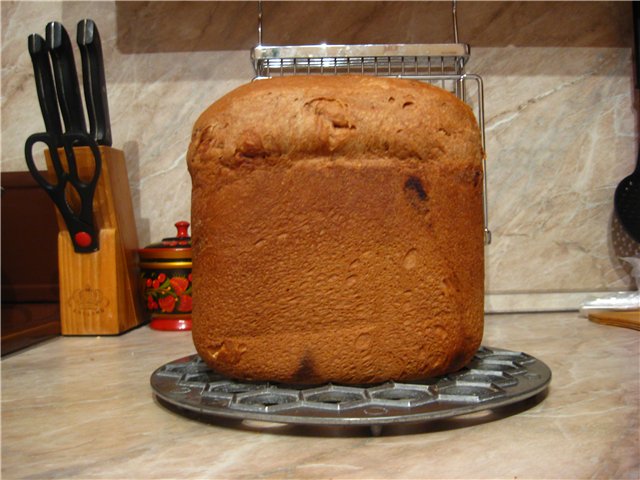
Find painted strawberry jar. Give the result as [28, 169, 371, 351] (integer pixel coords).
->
[139, 221, 192, 331]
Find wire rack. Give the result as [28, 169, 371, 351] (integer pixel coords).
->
[151, 346, 551, 435]
[250, 1, 490, 243]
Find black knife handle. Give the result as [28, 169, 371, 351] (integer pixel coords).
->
[77, 19, 112, 146]
[46, 21, 86, 134]
[27, 34, 63, 138]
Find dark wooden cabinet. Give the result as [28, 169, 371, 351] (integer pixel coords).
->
[2, 171, 60, 354]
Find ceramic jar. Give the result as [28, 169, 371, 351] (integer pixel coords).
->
[139, 221, 192, 331]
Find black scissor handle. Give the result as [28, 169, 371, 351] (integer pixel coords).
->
[24, 131, 66, 191]
[24, 131, 102, 253]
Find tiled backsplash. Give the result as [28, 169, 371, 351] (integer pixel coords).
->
[2, 1, 638, 311]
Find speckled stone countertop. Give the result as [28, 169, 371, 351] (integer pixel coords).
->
[2, 312, 638, 479]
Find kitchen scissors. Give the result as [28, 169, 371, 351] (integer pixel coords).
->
[24, 130, 101, 253]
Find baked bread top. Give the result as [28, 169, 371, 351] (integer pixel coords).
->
[187, 75, 483, 174]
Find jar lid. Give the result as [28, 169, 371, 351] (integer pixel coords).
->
[139, 221, 191, 261]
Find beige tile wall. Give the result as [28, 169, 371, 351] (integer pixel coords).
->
[2, 1, 638, 311]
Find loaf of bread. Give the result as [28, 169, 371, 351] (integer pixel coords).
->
[187, 75, 484, 385]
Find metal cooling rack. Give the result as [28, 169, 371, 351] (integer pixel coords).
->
[151, 346, 551, 434]
[250, 1, 491, 244]
[252, 1, 469, 81]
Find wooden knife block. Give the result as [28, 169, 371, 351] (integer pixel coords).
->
[45, 146, 143, 335]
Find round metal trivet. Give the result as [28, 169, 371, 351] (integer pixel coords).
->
[151, 346, 551, 431]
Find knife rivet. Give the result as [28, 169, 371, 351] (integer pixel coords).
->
[74, 231, 92, 247]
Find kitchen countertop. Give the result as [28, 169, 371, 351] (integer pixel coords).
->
[2, 312, 638, 479]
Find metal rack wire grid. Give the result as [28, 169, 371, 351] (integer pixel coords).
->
[250, 1, 491, 244]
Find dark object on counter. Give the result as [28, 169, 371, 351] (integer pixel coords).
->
[1, 172, 61, 355]
[77, 19, 112, 146]
[614, 1, 640, 244]
[614, 151, 640, 243]
[139, 222, 193, 331]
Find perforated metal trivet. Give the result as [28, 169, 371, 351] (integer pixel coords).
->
[151, 347, 551, 431]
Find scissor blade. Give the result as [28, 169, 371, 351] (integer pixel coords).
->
[77, 19, 112, 146]
[46, 21, 86, 134]
[27, 34, 63, 138]
[61, 133, 102, 253]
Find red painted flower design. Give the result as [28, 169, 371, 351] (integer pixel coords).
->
[170, 277, 189, 296]
[142, 270, 192, 315]
[147, 295, 158, 311]
[158, 295, 176, 313]
[177, 295, 192, 312]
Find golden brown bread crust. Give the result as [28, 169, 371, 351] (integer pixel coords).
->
[187, 75, 484, 384]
